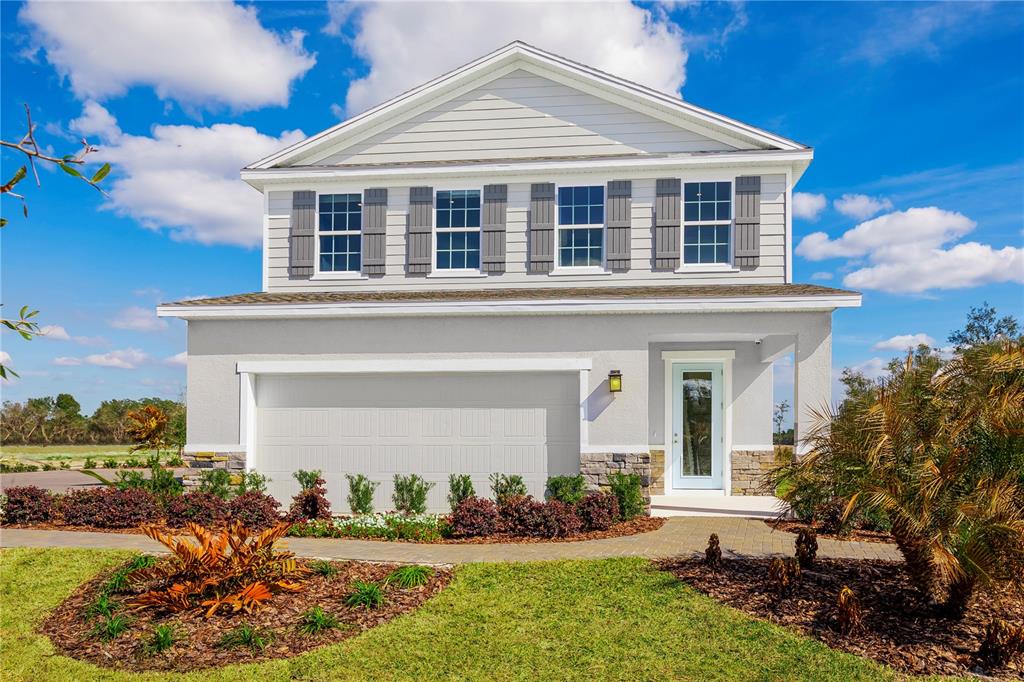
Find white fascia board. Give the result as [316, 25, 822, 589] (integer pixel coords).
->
[236, 357, 592, 375]
[158, 294, 862, 320]
[246, 42, 805, 171]
[241, 150, 814, 191]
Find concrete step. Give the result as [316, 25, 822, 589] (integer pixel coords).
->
[650, 494, 786, 519]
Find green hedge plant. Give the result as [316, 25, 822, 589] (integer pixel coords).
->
[545, 474, 587, 505]
[393, 474, 434, 515]
[489, 473, 527, 504]
[346, 474, 378, 514]
[607, 472, 644, 520]
[447, 474, 474, 513]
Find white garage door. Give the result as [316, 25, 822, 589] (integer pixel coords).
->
[254, 372, 580, 513]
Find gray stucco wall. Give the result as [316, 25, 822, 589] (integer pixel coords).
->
[185, 310, 830, 453]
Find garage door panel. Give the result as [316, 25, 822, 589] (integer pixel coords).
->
[256, 373, 580, 513]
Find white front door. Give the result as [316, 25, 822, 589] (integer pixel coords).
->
[670, 363, 724, 490]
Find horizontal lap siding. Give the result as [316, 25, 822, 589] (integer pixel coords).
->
[318, 70, 737, 166]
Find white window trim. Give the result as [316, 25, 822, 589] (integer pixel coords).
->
[661, 350, 735, 496]
[681, 180, 735, 268]
[433, 188, 484, 273]
[556, 185, 607, 271]
[314, 190, 364, 276]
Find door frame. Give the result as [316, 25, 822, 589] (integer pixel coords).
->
[661, 350, 734, 495]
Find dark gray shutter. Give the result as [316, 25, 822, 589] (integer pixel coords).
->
[606, 180, 632, 271]
[528, 183, 555, 273]
[407, 186, 433, 274]
[734, 176, 761, 270]
[290, 190, 316, 278]
[362, 188, 387, 276]
[482, 184, 507, 274]
[654, 179, 681, 270]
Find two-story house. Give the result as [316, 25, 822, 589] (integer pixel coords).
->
[158, 42, 860, 515]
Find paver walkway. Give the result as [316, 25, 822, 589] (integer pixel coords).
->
[0, 517, 901, 564]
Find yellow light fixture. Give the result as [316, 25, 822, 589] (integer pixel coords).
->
[608, 369, 622, 393]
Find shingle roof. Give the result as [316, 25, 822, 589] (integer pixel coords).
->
[163, 284, 858, 307]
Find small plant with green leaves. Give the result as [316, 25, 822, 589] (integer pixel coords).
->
[102, 457, 118, 469]
[489, 473, 527, 504]
[308, 560, 338, 578]
[166, 454, 184, 467]
[83, 457, 97, 469]
[144, 453, 161, 468]
[346, 474, 378, 514]
[607, 472, 644, 520]
[143, 624, 178, 654]
[198, 469, 233, 499]
[217, 624, 273, 652]
[447, 474, 475, 513]
[294, 469, 322, 491]
[123, 457, 144, 468]
[345, 580, 385, 609]
[385, 565, 433, 589]
[89, 614, 130, 641]
[545, 474, 587, 505]
[104, 554, 158, 594]
[84, 592, 118, 621]
[297, 606, 341, 635]
[393, 474, 434, 515]
[59, 459, 71, 470]
[236, 471, 269, 495]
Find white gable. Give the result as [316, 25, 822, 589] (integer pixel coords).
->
[316, 70, 740, 166]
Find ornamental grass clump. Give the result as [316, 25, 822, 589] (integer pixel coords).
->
[217, 624, 273, 652]
[127, 521, 308, 618]
[385, 565, 433, 589]
[345, 581, 384, 609]
[297, 606, 341, 635]
[143, 624, 178, 654]
[346, 474, 378, 514]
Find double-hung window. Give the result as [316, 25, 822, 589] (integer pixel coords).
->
[683, 182, 732, 265]
[435, 190, 481, 270]
[557, 186, 604, 267]
[318, 193, 362, 272]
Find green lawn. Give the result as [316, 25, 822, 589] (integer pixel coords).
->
[0, 548, 919, 681]
[0, 444, 138, 468]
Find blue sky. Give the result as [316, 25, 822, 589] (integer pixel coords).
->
[1, 1, 1022, 417]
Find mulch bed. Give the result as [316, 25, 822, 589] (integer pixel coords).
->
[40, 558, 452, 672]
[764, 518, 894, 544]
[657, 555, 1024, 679]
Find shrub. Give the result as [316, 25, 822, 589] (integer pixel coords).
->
[976, 618, 1024, 668]
[218, 624, 272, 652]
[236, 471, 269, 495]
[297, 606, 340, 635]
[227, 491, 281, 530]
[836, 585, 862, 635]
[795, 528, 818, 568]
[42, 463, 55, 471]
[1, 486, 55, 524]
[163, 492, 227, 528]
[704, 533, 722, 568]
[608, 472, 645, 520]
[144, 624, 178, 654]
[489, 473, 527, 504]
[83, 457, 97, 469]
[447, 474, 474, 513]
[546, 475, 586, 505]
[346, 474, 378, 514]
[60, 488, 160, 528]
[116, 464, 182, 501]
[287, 472, 331, 522]
[165, 454, 184, 467]
[345, 580, 384, 609]
[129, 521, 307, 616]
[498, 495, 545, 536]
[102, 457, 118, 469]
[198, 469, 233, 500]
[123, 457, 144, 468]
[537, 499, 582, 538]
[393, 474, 433, 515]
[575, 492, 619, 531]
[385, 565, 433, 588]
[59, 459, 71, 470]
[451, 496, 500, 537]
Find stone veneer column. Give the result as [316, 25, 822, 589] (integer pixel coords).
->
[648, 449, 665, 495]
[730, 449, 785, 495]
[181, 451, 247, 489]
[579, 452, 653, 509]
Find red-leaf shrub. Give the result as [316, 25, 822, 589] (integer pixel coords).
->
[163, 491, 228, 528]
[575, 492, 619, 531]
[287, 476, 332, 522]
[60, 488, 160, 528]
[1, 486, 56, 524]
[228, 491, 281, 530]
[450, 496, 500, 537]
[498, 495, 547, 536]
[537, 499, 583, 538]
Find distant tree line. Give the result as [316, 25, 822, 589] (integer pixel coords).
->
[0, 395, 185, 446]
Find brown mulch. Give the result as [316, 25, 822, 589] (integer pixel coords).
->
[40, 558, 452, 672]
[2, 521, 151, 534]
[764, 518, 895, 544]
[437, 515, 665, 544]
[657, 555, 1024, 679]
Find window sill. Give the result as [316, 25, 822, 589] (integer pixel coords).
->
[427, 270, 488, 279]
[311, 272, 369, 281]
[549, 267, 612, 276]
[675, 264, 740, 274]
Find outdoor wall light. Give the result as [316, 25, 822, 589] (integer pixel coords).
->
[608, 369, 623, 393]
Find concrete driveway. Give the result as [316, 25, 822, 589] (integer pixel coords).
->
[0, 468, 190, 493]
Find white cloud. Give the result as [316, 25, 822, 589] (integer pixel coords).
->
[339, 1, 688, 115]
[83, 348, 149, 369]
[20, 0, 315, 110]
[0, 351, 11, 365]
[37, 324, 104, 345]
[833, 193, 894, 220]
[165, 352, 188, 367]
[848, 3, 1000, 65]
[796, 206, 1023, 293]
[69, 100, 121, 142]
[53, 356, 82, 366]
[93, 116, 304, 247]
[849, 357, 887, 381]
[793, 192, 827, 221]
[810, 271, 833, 281]
[873, 334, 936, 351]
[329, 103, 345, 120]
[109, 306, 168, 333]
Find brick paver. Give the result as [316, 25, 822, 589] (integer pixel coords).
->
[0, 518, 901, 564]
